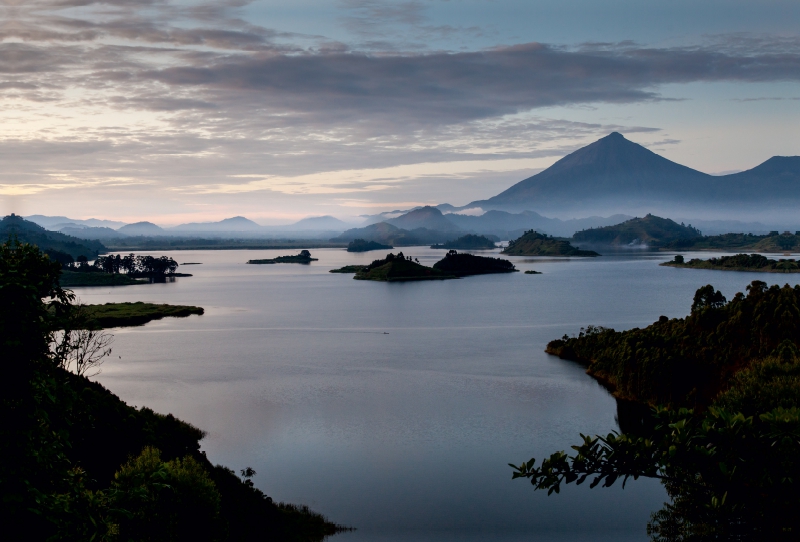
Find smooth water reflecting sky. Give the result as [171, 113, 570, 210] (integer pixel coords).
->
[78, 248, 800, 541]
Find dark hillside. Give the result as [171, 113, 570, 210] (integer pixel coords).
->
[0, 214, 105, 258]
[502, 230, 599, 256]
[572, 214, 701, 247]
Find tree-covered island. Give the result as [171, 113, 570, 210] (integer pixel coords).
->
[353, 252, 456, 281]
[346, 238, 393, 252]
[247, 250, 318, 264]
[430, 234, 496, 250]
[431, 250, 517, 276]
[60, 253, 188, 287]
[511, 281, 800, 539]
[1, 240, 348, 540]
[662, 253, 800, 273]
[502, 230, 599, 256]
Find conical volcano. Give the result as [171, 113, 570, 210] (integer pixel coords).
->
[473, 132, 711, 212]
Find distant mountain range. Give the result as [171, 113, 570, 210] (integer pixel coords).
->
[461, 132, 800, 221]
[1, 215, 105, 258]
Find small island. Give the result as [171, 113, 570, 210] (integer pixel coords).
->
[347, 238, 393, 252]
[502, 230, 600, 257]
[662, 253, 800, 273]
[432, 250, 517, 276]
[329, 265, 367, 273]
[354, 252, 456, 281]
[431, 234, 496, 250]
[524, 270, 542, 275]
[247, 249, 318, 264]
[82, 302, 205, 328]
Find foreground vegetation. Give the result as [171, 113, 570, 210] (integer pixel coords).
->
[514, 281, 800, 540]
[1, 240, 347, 541]
[663, 253, 800, 273]
[502, 230, 599, 257]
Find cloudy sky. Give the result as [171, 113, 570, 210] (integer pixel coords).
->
[3, 0, 800, 224]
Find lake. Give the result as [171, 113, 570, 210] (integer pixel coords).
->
[73, 247, 800, 541]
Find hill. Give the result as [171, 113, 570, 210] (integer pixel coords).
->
[386, 206, 460, 231]
[572, 214, 702, 247]
[58, 225, 126, 240]
[25, 215, 127, 229]
[333, 222, 452, 246]
[502, 230, 599, 257]
[431, 234, 496, 250]
[117, 221, 165, 236]
[284, 215, 351, 231]
[0, 214, 105, 258]
[463, 132, 800, 218]
[170, 216, 263, 232]
[662, 254, 800, 273]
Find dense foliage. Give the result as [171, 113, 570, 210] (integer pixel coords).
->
[0, 240, 345, 541]
[545, 281, 800, 406]
[432, 250, 516, 276]
[514, 284, 800, 540]
[502, 230, 599, 256]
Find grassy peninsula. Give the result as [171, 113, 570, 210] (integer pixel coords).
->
[354, 252, 455, 281]
[432, 250, 517, 276]
[662, 253, 800, 273]
[60, 271, 150, 287]
[431, 234, 496, 250]
[502, 230, 599, 256]
[82, 302, 205, 328]
[247, 249, 318, 264]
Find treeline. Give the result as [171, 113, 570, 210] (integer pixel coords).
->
[1, 240, 345, 540]
[56, 252, 180, 276]
[545, 281, 800, 406]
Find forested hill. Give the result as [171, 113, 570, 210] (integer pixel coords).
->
[1, 214, 105, 258]
[545, 281, 800, 407]
[571, 214, 701, 247]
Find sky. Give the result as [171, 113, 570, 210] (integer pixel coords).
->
[2, 0, 800, 225]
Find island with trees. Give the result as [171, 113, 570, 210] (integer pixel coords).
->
[572, 214, 702, 248]
[662, 253, 800, 273]
[431, 250, 517, 276]
[430, 234, 496, 250]
[247, 249, 318, 264]
[346, 238, 393, 252]
[59, 253, 186, 287]
[1, 240, 347, 540]
[510, 281, 800, 538]
[502, 230, 599, 257]
[353, 252, 456, 281]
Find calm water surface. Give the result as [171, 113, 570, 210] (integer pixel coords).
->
[75, 248, 800, 542]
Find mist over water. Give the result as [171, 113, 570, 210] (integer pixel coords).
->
[73, 248, 800, 542]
